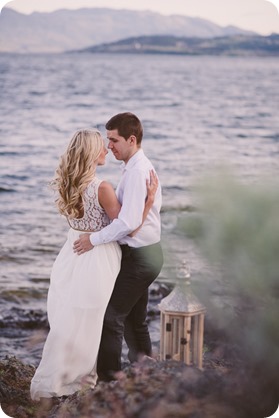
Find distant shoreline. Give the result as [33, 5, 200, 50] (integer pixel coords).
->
[69, 34, 279, 57]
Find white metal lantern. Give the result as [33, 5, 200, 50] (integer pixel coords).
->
[158, 261, 206, 369]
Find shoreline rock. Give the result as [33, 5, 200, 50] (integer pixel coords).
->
[1, 283, 278, 417]
[1, 345, 278, 418]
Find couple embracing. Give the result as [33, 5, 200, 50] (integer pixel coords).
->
[30, 112, 164, 400]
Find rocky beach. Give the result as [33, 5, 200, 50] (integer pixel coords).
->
[1, 329, 278, 418]
[1, 281, 278, 418]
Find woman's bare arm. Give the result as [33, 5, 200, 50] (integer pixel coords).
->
[98, 181, 121, 220]
[143, 170, 158, 221]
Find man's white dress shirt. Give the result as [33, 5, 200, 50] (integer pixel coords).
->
[90, 149, 162, 248]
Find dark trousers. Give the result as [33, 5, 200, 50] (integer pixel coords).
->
[97, 242, 164, 381]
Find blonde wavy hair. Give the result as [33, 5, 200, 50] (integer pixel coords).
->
[52, 129, 104, 219]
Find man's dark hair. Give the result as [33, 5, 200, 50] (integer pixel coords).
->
[105, 112, 143, 145]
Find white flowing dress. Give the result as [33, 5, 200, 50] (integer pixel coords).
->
[30, 178, 121, 400]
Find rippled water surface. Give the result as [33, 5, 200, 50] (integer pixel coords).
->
[1, 53, 278, 362]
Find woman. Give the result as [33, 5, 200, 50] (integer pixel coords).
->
[30, 129, 157, 400]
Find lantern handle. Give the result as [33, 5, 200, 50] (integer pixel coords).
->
[176, 260, 191, 283]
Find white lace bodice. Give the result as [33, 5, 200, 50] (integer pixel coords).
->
[68, 178, 110, 232]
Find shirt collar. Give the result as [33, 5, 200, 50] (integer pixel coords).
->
[121, 149, 144, 171]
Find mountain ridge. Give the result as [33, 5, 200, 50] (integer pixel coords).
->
[0, 7, 256, 53]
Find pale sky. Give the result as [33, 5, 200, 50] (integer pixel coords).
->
[2, 0, 279, 35]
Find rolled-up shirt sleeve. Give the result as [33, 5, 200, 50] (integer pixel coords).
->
[90, 168, 147, 246]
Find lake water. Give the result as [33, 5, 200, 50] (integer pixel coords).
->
[0, 52, 278, 364]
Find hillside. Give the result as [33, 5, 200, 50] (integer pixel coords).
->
[0, 7, 256, 53]
[76, 33, 279, 56]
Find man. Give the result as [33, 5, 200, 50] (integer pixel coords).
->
[73, 112, 164, 381]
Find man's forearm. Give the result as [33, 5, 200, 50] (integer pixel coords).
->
[90, 217, 138, 245]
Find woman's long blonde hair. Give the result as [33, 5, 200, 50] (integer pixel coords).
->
[52, 129, 103, 219]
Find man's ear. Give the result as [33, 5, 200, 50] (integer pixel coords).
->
[129, 135, 136, 145]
